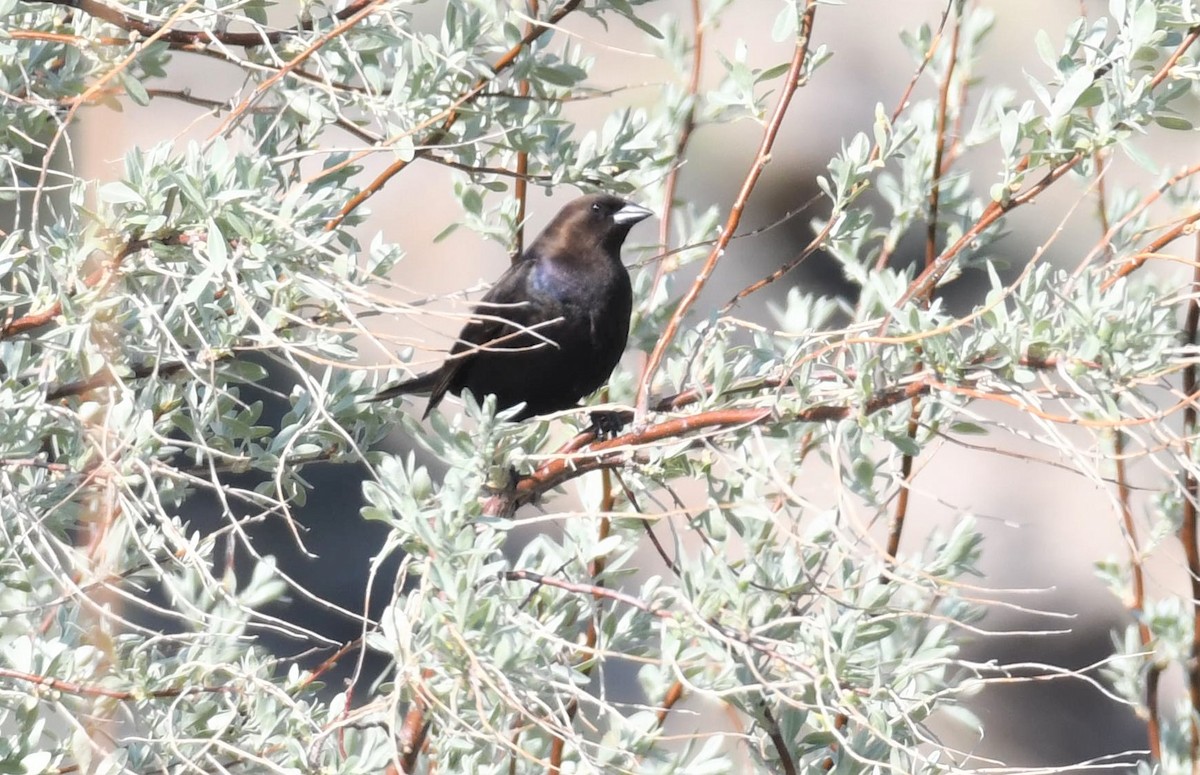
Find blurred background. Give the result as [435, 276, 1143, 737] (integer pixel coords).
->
[77, 0, 1200, 768]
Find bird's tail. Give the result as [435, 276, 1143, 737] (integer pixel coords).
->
[367, 371, 440, 403]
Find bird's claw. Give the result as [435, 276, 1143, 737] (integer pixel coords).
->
[587, 410, 631, 441]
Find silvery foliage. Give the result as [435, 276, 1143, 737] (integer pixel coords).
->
[1, 0, 1198, 771]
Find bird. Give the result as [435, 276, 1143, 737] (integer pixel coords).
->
[371, 193, 653, 422]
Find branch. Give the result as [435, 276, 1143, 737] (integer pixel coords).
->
[897, 151, 1077, 307]
[1, 235, 179, 339]
[324, 0, 584, 232]
[485, 379, 930, 518]
[503, 570, 675, 620]
[760, 702, 799, 775]
[1100, 209, 1200, 290]
[882, 0, 963, 576]
[1111, 426, 1159, 761]
[1181, 232, 1200, 769]
[209, 0, 383, 138]
[900, 22, 1200, 307]
[397, 688, 431, 774]
[635, 1, 818, 418]
[1069, 162, 1200, 281]
[922, 4, 960, 277]
[20, 0, 376, 48]
[725, 0, 955, 307]
[548, 462, 612, 774]
[0, 666, 229, 700]
[646, 0, 705, 303]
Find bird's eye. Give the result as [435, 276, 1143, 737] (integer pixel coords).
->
[591, 202, 602, 212]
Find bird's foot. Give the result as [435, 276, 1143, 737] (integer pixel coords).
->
[483, 464, 525, 495]
[587, 410, 632, 441]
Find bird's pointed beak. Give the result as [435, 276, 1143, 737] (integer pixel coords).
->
[613, 202, 654, 226]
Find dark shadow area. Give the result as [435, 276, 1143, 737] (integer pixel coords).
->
[959, 611, 1147, 771]
[150, 356, 409, 697]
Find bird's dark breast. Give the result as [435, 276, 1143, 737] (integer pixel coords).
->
[457, 273, 632, 419]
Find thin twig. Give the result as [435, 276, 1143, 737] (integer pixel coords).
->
[1181, 232, 1200, 772]
[901, 23, 1200, 307]
[726, 0, 954, 307]
[760, 702, 799, 775]
[22, 0, 374, 48]
[510, 0, 538, 264]
[0, 667, 230, 699]
[547, 466, 613, 774]
[882, 2, 963, 575]
[1101, 209, 1200, 290]
[646, 0, 705, 302]
[325, 0, 584, 232]
[1111, 427, 1160, 761]
[208, 0, 382, 139]
[503, 570, 674, 620]
[635, 1, 818, 419]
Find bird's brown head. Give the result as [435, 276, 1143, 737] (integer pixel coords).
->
[531, 194, 654, 261]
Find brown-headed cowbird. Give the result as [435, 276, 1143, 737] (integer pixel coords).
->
[371, 194, 653, 421]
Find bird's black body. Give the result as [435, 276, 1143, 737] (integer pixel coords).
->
[373, 194, 652, 420]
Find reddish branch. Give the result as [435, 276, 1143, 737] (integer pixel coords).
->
[923, 7, 960, 274]
[898, 151, 1071, 306]
[491, 337, 1099, 523]
[1079, 0, 1114, 247]
[1071, 162, 1200, 280]
[0, 666, 228, 700]
[211, 0, 382, 138]
[388, 670, 432, 774]
[295, 639, 362, 690]
[1181, 233, 1200, 771]
[1146, 665, 1163, 764]
[883, 3, 964, 575]
[655, 680, 684, 726]
[647, 0, 705, 304]
[635, 0, 818, 419]
[1112, 427, 1160, 762]
[882, 401, 921, 575]
[901, 23, 1200, 306]
[725, 0, 955, 308]
[3, 259, 109, 338]
[1149, 25, 1200, 89]
[547, 468, 613, 773]
[21, 0, 375, 48]
[325, 0, 584, 232]
[485, 379, 930, 518]
[509, 1, 539, 264]
[1100, 209, 1200, 290]
[1, 235, 176, 339]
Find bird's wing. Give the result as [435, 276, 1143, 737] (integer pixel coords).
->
[424, 259, 542, 413]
